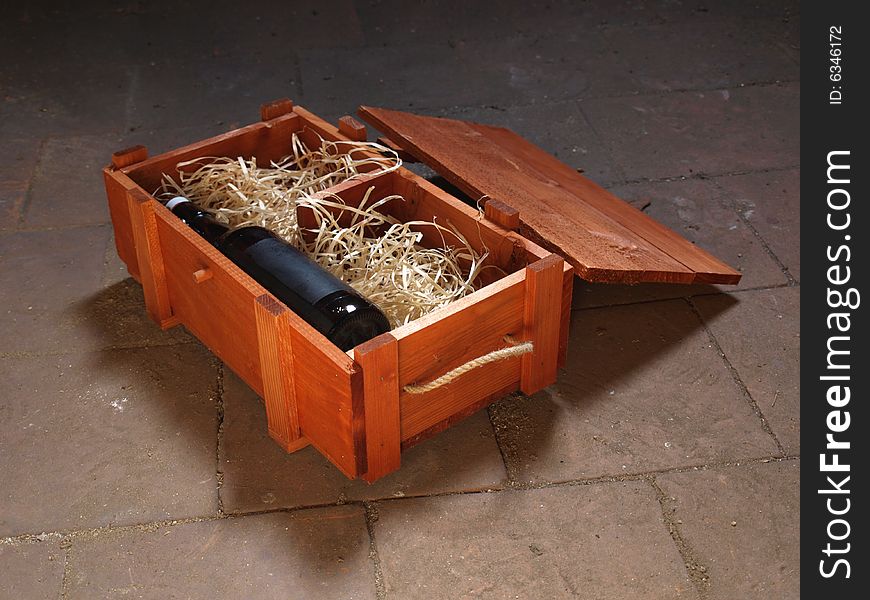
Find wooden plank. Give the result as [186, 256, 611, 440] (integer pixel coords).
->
[103, 168, 141, 281]
[126, 191, 177, 328]
[376, 136, 418, 163]
[260, 98, 294, 121]
[255, 294, 306, 452]
[154, 202, 363, 476]
[123, 113, 301, 192]
[484, 198, 520, 231]
[338, 115, 367, 141]
[153, 202, 267, 396]
[401, 381, 516, 450]
[358, 106, 741, 285]
[112, 145, 148, 169]
[520, 254, 564, 394]
[391, 270, 526, 439]
[558, 261, 574, 369]
[354, 333, 401, 482]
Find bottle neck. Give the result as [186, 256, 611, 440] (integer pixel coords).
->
[166, 197, 230, 245]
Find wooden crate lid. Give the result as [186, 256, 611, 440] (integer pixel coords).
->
[358, 106, 741, 285]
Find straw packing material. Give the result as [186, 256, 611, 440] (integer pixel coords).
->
[159, 134, 489, 327]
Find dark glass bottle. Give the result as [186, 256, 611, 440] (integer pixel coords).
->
[166, 196, 390, 350]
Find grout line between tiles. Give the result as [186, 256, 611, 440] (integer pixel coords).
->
[215, 361, 226, 517]
[14, 137, 49, 231]
[363, 502, 387, 600]
[0, 454, 798, 547]
[686, 297, 787, 455]
[648, 476, 711, 599]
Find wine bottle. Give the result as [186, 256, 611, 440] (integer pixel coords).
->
[165, 196, 390, 350]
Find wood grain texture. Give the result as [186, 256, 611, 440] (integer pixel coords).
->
[376, 136, 418, 163]
[484, 198, 520, 231]
[359, 106, 741, 285]
[127, 191, 177, 328]
[103, 168, 141, 280]
[123, 113, 301, 191]
[255, 294, 304, 451]
[354, 333, 401, 482]
[111, 144, 148, 169]
[558, 261, 574, 369]
[338, 115, 367, 141]
[391, 270, 527, 439]
[260, 98, 294, 121]
[520, 254, 564, 394]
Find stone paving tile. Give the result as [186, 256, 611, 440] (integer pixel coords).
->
[299, 33, 623, 117]
[600, 18, 797, 93]
[22, 135, 119, 228]
[490, 299, 778, 484]
[0, 56, 129, 138]
[572, 177, 787, 309]
[0, 226, 190, 354]
[715, 168, 800, 281]
[125, 58, 302, 134]
[656, 460, 800, 600]
[65, 506, 375, 600]
[0, 136, 42, 230]
[0, 344, 218, 536]
[220, 371, 506, 512]
[580, 83, 799, 181]
[0, 542, 64, 600]
[374, 482, 696, 599]
[694, 287, 799, 453]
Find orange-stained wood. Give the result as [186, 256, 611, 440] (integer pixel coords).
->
[358, 106, 741, 285]
[338, 115, 367, 141]
[558, 261, 574, 369]
[255, 294, 305, 451]
[260, 98, 294, 121]
[103, 168, 141, 280]
[112, 145, 148, 169]
[104, 102, 582, 483]
[376, 136, 418, 163]
[484, 198, 520, 231]
[391, 270, 527, 439]
[520, 254, 564, 394]
[127, 191, 177, 329]
[354, 333, 401, 482]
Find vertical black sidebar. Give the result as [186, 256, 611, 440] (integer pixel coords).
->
[803, 2, 867, 596]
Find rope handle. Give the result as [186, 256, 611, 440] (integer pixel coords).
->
[402, 335, 534, 394]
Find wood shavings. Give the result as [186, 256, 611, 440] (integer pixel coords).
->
[159, 134, 489, 327]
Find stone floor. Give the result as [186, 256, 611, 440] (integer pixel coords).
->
[0, 1, 799, 598]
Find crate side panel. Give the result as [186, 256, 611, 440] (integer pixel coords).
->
[154, 209, 266, 397]
[103, 168, 140, 280]
[393, 271, 526, 439]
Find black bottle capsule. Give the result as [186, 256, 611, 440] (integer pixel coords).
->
[166, 196, 390, 350]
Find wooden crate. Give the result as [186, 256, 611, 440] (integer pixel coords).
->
[103, 98, 739, 482]
[103, 100, 572, 482]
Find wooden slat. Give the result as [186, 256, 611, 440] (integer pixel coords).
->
[391, 270, 526, 439]
[558, 261, 574, 369]
[153, 203, 364, 477]
[484, 198, 520, 231]
[112, 144, 148, 169]
[354, 333, 401, 482]
[520, 254, 564, 394]
[260, 98, 294, 121]
[255, 294, 307, 452]
[338, 115, 367, 141]
[103, 168, 141, 281]
[123, 113, 301, 191]
[127, 191, 177, 328]
[358, 106, 741, 285]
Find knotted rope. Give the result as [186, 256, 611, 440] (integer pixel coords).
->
[402, 336, 533, 394]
